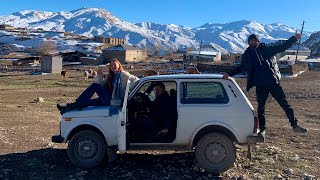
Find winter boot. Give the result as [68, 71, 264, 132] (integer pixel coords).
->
[293, 125, 308, 133]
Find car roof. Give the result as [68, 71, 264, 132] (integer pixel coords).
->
[140, 74, 224, 80]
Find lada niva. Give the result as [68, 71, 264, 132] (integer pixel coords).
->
[52, 74, 264, 173]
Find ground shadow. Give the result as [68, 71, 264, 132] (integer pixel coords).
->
[0, 148, 223, 179]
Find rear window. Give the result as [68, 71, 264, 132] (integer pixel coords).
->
[180, 82, 229, 104]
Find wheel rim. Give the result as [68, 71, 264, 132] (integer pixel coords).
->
[75, 136, 99, 161]
[204, 142, 227, 164]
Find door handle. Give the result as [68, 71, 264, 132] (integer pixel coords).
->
[121, 121, 125, 126]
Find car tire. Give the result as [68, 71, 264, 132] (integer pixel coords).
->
[195, 132, 236, 174]
[67, 130, 106, 168]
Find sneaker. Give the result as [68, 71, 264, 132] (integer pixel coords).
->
[56, 103, 66, 115]
[293, 125, 308, 133]
[258, 129, 266, 136]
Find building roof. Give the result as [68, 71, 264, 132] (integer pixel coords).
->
[187, 50, 218, 56]
[105, 44, 144, 51]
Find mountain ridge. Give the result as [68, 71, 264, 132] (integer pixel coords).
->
[0, 8, 314, 54]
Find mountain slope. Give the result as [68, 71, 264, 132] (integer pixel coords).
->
[303, 31, 320, 56]
[0, 8, 312, 54]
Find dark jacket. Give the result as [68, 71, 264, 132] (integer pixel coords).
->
[151, 91, 172, 129]
[228, 36, 298, 91]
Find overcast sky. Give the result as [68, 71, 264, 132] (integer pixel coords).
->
[0, 0, 319, 32]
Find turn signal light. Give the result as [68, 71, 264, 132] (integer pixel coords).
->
[64, 117, 72, 121]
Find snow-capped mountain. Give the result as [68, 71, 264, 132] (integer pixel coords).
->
[303, 31, 320, 56]
[0, 8, 312, 54]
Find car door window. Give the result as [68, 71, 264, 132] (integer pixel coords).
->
[180, 82, 229, 104]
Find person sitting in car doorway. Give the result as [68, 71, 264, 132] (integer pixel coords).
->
[150, 82, 174, 139]
[132, 82, 175, 142]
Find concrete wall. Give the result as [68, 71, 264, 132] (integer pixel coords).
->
[101, 49, 148, 64]
[125, 50, 148, 62]
[41, 56, 62, 73]
[215, 52, 221, 62]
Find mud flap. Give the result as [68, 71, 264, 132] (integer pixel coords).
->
[107, 146, 118, 162]
[246, 132, 265, 161]
[247, 144, 252, 160]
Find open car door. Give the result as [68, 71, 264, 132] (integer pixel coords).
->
[117, 79, 131, 153]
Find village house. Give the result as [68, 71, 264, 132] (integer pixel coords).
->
[0, 24, 15, 30]
[99, 44, 148, 64]
[270, 39, 311, 63]
[184, 45, 221, 64]
[93, 36, 125, 48]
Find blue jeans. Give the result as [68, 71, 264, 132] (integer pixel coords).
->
[76, 83, 111, 107]
[256, 83, 298, 130]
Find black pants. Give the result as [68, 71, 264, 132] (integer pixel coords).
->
[256, 83, 297, 130]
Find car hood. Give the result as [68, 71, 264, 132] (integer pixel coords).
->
[62, 106, 112, 118]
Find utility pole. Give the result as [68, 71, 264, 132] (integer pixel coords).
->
[295, 20, 305, 63]
[197, 40, 202, 64]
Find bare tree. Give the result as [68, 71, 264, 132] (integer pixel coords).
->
[36, 41, 58, 56]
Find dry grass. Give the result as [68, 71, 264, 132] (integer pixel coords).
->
[0, 70, 319, 179]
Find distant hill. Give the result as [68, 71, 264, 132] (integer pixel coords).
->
[303, 31, 320, 56]
[0, 8, 312, 54]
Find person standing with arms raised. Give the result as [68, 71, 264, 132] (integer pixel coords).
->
[223, 33, 308, 134]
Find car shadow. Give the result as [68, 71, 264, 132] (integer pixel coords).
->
[0, 148, 223, 179]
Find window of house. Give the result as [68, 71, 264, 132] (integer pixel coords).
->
[180, 82, 229, 104]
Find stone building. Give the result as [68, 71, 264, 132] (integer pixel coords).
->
[0, 24, 15, 30]
[100, 44, 148, 64]
[93, 36, 125, 48]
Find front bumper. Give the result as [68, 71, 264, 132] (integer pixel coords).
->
[52, 135, 64, 143]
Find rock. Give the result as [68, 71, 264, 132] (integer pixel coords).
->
[284, 168, 294, 175]
[183, 175, 192, 178]
[304, 173, 315, 180]
[291, 154, 300, 161]
[35, 97, 44, 103]
[231, 176, 238, 180]
[75, 171, 88, 177]
[200, 168, 205, 173]
[265, 146, 281, 155]
[193, 166, 200, 172]
[274, 174, 283, 179]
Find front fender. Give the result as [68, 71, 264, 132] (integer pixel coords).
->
[63, 121, 111, 145]
[189, 121, 240, 148]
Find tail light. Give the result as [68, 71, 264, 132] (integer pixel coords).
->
[253, 116, 259, 133]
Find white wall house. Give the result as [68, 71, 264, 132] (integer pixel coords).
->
[184, 45, 221, 63]
[276, 44, 311, 61]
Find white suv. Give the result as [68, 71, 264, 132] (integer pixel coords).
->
[52, 74, 264, 174]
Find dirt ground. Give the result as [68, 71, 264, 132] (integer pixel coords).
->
[0, 70, 319, 179]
